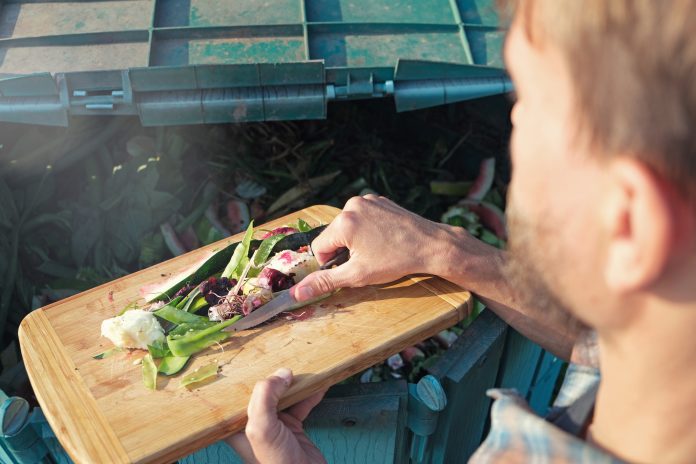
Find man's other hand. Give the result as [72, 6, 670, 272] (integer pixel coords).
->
[226, 368, 327, 464]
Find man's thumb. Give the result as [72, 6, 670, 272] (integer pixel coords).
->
[246, 368, 293, 440]
[293, 267, 352, 302]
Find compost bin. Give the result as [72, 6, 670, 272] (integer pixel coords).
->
[0, 0, 510, 126]
[0, 1, 564, 463]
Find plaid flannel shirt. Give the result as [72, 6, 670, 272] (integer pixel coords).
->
[469, 331, 627, 463]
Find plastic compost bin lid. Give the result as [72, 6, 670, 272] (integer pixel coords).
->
[0, 0, 511, 126]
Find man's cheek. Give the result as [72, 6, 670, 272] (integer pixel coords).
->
[510, 119, 546, 176]
[508, 156, 546, 211]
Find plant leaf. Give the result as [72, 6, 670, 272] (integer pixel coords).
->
[71, 214, 101, 266]
[181, 288, 203, 313]
[147, 341, 170, 359]
[267, 171, 341, 214]
[248, 233, 286, 278]
[142, 354, 158, 390]
[155, 301, 208, 325]
[235, 179, 267, 199]
[188, 295, 209, 313]
[21, 212, 70, 234]
[14, 264, 33, 309]
[166, 315, 241, 357]
[36, 260, 76, 279]
[0, 177, 17, 224]
[430, 181, 473, 196]
[221, 221, 254, 279]
[179, 361, 219, 389]
[126, 135, 156, 158]
[158, 356, 190, 375]
[92, 347, 122, 360]
[297, 218, 312, 232]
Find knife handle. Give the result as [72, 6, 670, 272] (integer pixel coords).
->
[319, 247, 350, 270]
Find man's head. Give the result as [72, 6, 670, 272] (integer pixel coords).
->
[502, 0, 696, 331]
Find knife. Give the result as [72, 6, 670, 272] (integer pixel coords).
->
[226, 247, 350, 332]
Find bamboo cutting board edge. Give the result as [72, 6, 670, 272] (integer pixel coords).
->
[19, 205, 473, 463]
[19, 311, 131, 463]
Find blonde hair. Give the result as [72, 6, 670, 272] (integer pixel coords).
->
[504, 0, 696, 198]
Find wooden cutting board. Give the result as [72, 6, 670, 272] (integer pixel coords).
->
[19, 205, 472, 464]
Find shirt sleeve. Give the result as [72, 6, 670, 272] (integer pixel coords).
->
[569, 330, 599, 368]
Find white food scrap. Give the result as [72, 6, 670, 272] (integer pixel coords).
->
[101, 309, 165, 350]
[265, 250, 319, 282]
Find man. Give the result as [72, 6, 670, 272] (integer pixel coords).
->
[227, 0, 696, 462]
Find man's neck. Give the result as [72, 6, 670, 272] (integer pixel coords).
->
[589, 300, 696, 463]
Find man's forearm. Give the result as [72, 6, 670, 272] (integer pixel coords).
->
[432, 226, 581, 361]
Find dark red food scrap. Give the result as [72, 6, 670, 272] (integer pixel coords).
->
[199, 276, 237, 305]
[257, 267, 295, 292]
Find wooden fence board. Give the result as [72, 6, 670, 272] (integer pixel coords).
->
[496, 328, 544, 397]
[528, 351, 564, 415]
[426, 310, 508, 463]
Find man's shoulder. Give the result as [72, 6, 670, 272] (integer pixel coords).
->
[470, 379, 620, 463]
[468, 331, 619, 464]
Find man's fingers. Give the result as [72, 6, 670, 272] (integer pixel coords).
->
[225, 368, 295, 462]
[311, 212, 356, 265]
[224, 433, 259, 463]
[245, 368, 293, 445]
[286, 388, 328, 422]
[292, 265, 357, 302]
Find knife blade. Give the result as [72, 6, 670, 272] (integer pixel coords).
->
[226, 289, 297, 332]
[226, 247, 350, 332]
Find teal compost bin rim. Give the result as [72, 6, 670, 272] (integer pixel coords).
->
[0, 0, 510, 126]
[0, 392, 30, 438]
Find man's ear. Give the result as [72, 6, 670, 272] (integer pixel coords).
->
[602, 157, 676, 293]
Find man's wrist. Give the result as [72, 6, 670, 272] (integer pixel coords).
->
[424, 223, 469, 278]
[426, 223, 505, 289]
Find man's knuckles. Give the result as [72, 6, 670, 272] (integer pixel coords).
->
[343, 196, 366, 211]
[334, 210, 359, 233]
[306, 271, 340, 295]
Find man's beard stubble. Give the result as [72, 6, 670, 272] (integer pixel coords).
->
[502, 200, 589, 333]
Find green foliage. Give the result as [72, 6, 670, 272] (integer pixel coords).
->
[0, 123, 208, 364]
[0, 96, 513, 395]
[0, 172, 71, 348]
[66, 152, 181, 269]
